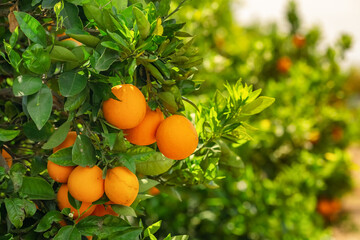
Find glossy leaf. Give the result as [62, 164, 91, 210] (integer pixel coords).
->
[72, 135, 97, 167]
[60, 2, 84, 32]
[59, 70, 87, 97]
[22, 44, 51, 74]
[133, 7, 150, 39]
[27, 85, 53, 130]
[23, 121, 54, 142]
[35, 210, 63, 232]
[4, 198, 26, 228]
[48, 45, 79, 62]
[42, 121, 71, 149]
[111, 205, 137, 217]
[0, 129, 20, 142]
[138, 178, 159, 192]
[19, 177, 56, 200]
[136, 152, 175, 176]
[241, 96, 275, 115]
[12, 75, 42, 97]
[48, 147, 76, 166]
[54, 226, 81, 240]
[13, 11, 47, 47]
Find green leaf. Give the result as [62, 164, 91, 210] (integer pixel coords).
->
[60, 2, 84, 32]
[54, 226, 81, 240]
[111, 205, 137, 217]
[72, 135, 97, 167]
[101, 41, 121, 51]
[23, 121, 53, 142]
[23, 44, 51, 74]
[144, 220, 161, 238]
[158, 0, 170, 17]
[0, 129, 20, 142]
[111, 0, 128, 12]
[12, 75, 42, 97]
[59, 70, 87, 97]
[42, 121, 71, 149]
[49, 147, 76, 166]
[9, 163, 26, 192]
[138, 178, 159, 192]
[64, 87, 88, 112]
[136, 152, 175, 176]
[133, 7, 150, 40]
[241, 96, 275, 115]
[19, 176, 56, 200]
[9, 27, 19, 48]
[76, 215, 131, 238]
[67, 34, 100, 48]
[158, 92, 178, 113]
[27, 85, 53, 130]
[107, 31, 130, 51]
[48, 45, 79, 62]
[13, 11, 47, 47]
[35, 210, 63, 232]
[4, 198, 26, 228]
[92, 48, 119, 72]
[108, 227, 142, 240]
[22, 199, 37, 217]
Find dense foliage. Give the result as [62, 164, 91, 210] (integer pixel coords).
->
[0, 0, 274, 239]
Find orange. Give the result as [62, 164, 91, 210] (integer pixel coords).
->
[102, 84, 147, 129]
[1, 149, 12, 168]
[156, 115, 198, 160]
[104, 167, 139, 206]
[276, 56, 292, 74]
[92, 204, 118, 217]
[149, 187, 160, 196]
[124, 106, 164, 145]
[67, 165, 104, 203]
[47, 160, 74, 183]
[53, 131, 77, 153]
[57, 184, 96, 219]
[317, 198, 341, 219]
[292, 34, 306, 48]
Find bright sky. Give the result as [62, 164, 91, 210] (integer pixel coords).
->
[234, 0, 360, 67]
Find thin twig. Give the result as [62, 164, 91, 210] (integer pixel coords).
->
[164, 0, 187, 20]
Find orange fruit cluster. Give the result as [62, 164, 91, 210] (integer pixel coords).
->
[102, 84, 199, 160]
[48, 131, 139, 221]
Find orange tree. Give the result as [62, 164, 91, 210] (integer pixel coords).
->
[0, 0, 274, 239]
[137, 1, 359, 239]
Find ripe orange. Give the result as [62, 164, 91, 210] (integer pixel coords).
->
[57, 184, 96, 219]
[53, 131, 77, 153]
[47, 160, 74, 183]
[92, 204, 118, 217]
[292, 34, 306, 48]
[317, 198, 341, 219]
[102, 84, 147, 129]
[149, 187, 160, 196]
[104, 167, 139, 206]
[67, 165, 104, 203]
[1, 149, 12, 168]
[124, 106, 164, 145]
[156, 115, 198, 160]
[276, 56, 292, 74]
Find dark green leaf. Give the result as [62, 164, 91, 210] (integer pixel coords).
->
[49, 147, 76, 166]
[60, 2, 83, 32]
[42, 0, 59, 8]
[27, 85, 53, 130]
[42, 121, 71, 149]
[59, 70, 87, 97]
[19, 176, 56, 200]
[92, 48, 119, 72]
[23, 199, 37, 217]
[54, 226, 81, 240]
[76, 215, 131, 238]
[4, 198, 26, 228]
[23, 44, 51, 74]
[23, 121, 54, 142]
[12, 75, 42, 97]
[9, 163, 26, 192]
[9, 27, 19, 48]
[64, 87, 88, 112]
[35, 210, 63, 232]
[72, 135, 97, 167]
[13, 11, 47, 47]
[0, 129, 20, 142]
[111, 205, 137, 217]
[109, 227, 142, 240]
